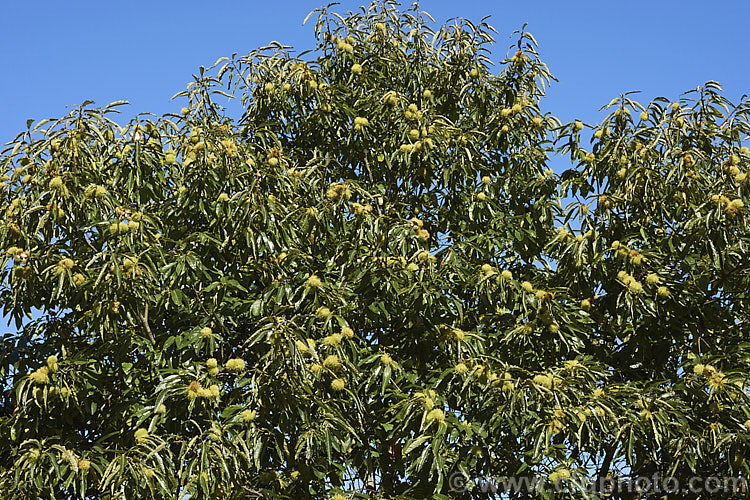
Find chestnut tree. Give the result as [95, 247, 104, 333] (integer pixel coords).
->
[1, 2, 749, 498]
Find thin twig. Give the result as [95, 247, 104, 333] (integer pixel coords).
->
[364, 153, 382, 216]
[140, 302, 156, 345]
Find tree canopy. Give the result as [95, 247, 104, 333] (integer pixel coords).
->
[1, 2, 749, 498]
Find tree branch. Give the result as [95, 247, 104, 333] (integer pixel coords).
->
[140, 303, 156, 345]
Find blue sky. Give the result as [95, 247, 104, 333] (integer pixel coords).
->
[1, 0, 749, 148]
